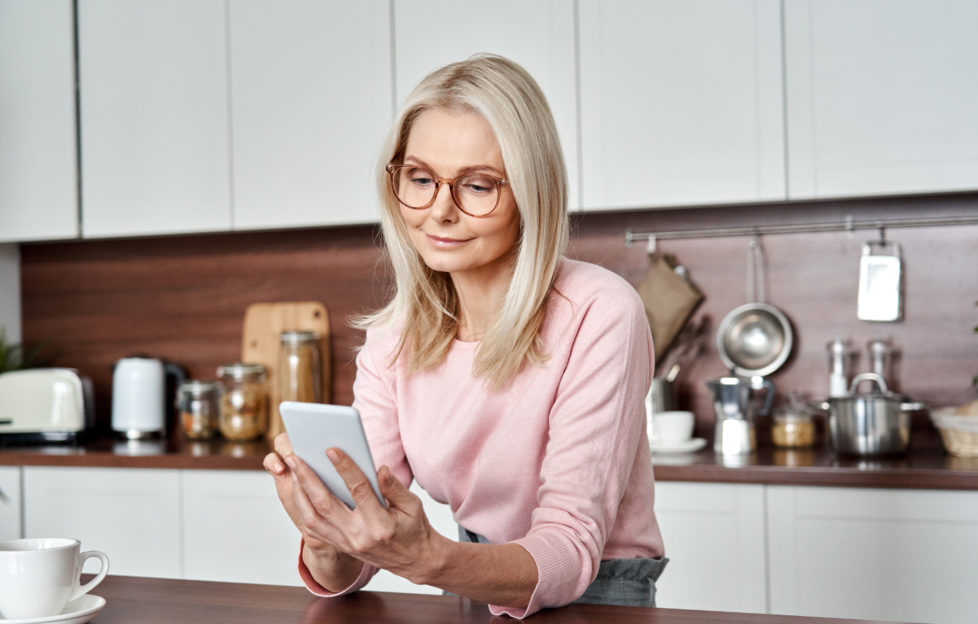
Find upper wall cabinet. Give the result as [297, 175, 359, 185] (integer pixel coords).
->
[578, 0, 785, 211]
[784, 0, 978, 199]
[0, 0, 79, 242]
[78, 0, 232, 238]
[229, 0, 392, 229]
[393, 0, 579, 210]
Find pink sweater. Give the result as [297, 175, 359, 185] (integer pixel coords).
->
[299, 258, 664, 617]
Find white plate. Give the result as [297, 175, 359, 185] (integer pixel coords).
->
[651, 437, 707, 454]
[0, 594, 105, 624]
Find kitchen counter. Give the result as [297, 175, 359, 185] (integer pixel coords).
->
[1, 432, 977, 490]
[91, 575, 904, 623]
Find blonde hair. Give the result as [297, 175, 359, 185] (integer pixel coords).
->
[359, 54, 569, 387]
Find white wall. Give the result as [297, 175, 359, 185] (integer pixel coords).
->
[0, 244, 21, 342]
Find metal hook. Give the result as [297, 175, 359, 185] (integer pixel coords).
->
[646, 234, 657, 255]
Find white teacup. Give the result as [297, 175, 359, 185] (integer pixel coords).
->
[0, 538, 109, 619]
[651, 410, 695, 444]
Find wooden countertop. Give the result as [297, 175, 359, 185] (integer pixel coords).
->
[2, 432, 977, 490]
[92, 575, 903, 623]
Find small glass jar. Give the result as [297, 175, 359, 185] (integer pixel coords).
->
[217, 362, 268, 441]
[279, 331, 322, 403]
[177, 380, 221, 440]
[772, 410, 816, 448]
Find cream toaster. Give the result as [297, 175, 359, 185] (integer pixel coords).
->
[0, 368, 94, 444]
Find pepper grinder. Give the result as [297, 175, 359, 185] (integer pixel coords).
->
[867, 337, 896, 390]
[827, 339, 855, 398]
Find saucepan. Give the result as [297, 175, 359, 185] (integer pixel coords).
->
[814, 373, 925, 456]
[716, 237, 793, 377]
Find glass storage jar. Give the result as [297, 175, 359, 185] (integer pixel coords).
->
[279, 330, 322, 403]
[217, 362, 268, 441]
[177, 379, 221, 440]
[771, 406, 816, 448]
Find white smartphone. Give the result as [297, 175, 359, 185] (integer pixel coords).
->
[279, 401, 385, 509]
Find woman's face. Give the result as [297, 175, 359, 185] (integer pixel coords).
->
[396, 108, 520, 288]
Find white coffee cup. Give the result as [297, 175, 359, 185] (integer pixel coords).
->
[651, 410, 695, 444]
[0, 537, 109, 619]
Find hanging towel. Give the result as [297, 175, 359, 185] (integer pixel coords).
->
[635, 254, 704, 361]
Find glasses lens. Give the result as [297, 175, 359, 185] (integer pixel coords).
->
[392, 166, 436, 208]
[454, 174, 499, 216]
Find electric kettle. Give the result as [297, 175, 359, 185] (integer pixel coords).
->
[111, 356, 185, 439]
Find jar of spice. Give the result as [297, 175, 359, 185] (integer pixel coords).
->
[217, 362, 268, 441]
[177, 380, 221, 440]
[279, 331, 322, 403]
[771, 395, 816, 448]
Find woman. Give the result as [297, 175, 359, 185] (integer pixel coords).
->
[264, 54, 666, 618]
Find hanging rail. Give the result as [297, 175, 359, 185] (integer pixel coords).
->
[624, 214, 978, 248]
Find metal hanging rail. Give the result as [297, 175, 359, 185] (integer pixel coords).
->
[624, 214, 978, 248]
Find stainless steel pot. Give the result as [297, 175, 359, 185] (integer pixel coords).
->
[817, 373, 925, 456]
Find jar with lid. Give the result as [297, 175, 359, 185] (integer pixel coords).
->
[217, 362, 268, 441]
[279, 331, 322, 403]
[771, 394, 816, 449]
[177, 380, 221, 440]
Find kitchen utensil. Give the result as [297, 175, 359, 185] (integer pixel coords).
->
[111, 356, 185, 439]
[650, 410, 695, 444]
[241, 302, 331, 441]
[816, 372, 924, 456]
[656, 316, 706, 381]
[716, 237, 793, 377]
[635, 253, 704, 361]
[857, 237, 902, 322]
[0, 368, 94, 445]
[827, 338, 855, 398]
[930, 406, 978, 457]
[866, 337, 896, 388]
[706, 375, 775, 455]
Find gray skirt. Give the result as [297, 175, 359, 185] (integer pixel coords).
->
[458, 526, 668, 608]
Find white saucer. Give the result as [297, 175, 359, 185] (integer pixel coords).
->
[651, 437, 707, 454]
[0, 595, 105, 624]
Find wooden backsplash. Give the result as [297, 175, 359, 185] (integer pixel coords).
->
[20, 192, 978, 438]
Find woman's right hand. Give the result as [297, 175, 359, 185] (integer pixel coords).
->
[263, 432, 361, 588]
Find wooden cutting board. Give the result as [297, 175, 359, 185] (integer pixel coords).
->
[241, 302, 331, 442]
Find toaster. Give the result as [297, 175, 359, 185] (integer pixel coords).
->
[0, 368, 95, 445]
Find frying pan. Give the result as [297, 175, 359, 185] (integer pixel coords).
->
[716, 237, 793, 377]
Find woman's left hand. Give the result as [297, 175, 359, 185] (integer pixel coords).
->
[286, 447, 443, 584]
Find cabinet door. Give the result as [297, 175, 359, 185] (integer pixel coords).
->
[78, 0, 231, 238]
[785, 0, 978, 199]
[0, 0, 78, 242]
[0, 467, 22, 540]
[23, 467, 182, 578]
[182, 469, 303, 585]
[767, 485, 978, 624]
[653, 482, 767, 612]
[393, 0, 579, 210]
[579, 0, 785, 211]
[229, 0, 392, 229]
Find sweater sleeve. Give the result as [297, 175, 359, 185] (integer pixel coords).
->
[297, 326, 413, 597]
[496, 277, 654, 618]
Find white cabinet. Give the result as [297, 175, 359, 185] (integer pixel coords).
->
[767, 485, 978, 624]
[0, 0, 78, 242]
[784, 0, 978, 199]
[228, 0, 392, 229]
[78, 0, 232, 238]
[578, 0, 785, 211]
[0, 467, 22, 540]
[182, 470, 303, 585]
[393, 0, 580, 210]
[23, 466, 182, 578]
[653, 482, 767, 613]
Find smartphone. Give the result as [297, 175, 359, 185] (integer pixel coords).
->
[279, 401, 385, 509]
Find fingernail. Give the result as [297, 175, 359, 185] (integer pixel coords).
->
[285, 456, 297, 470]
[326, 448, 340, 463]
[271, 461, 284, 474]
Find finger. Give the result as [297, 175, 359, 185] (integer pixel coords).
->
[327, 448, 385, 512]
[287, 453, 345, 517]
[273, 432, 294, 457]
[376, 465, 413, 510]
[263, 452, 286, 475]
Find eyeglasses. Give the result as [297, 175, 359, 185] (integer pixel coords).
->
[386, 163, 510, 218]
